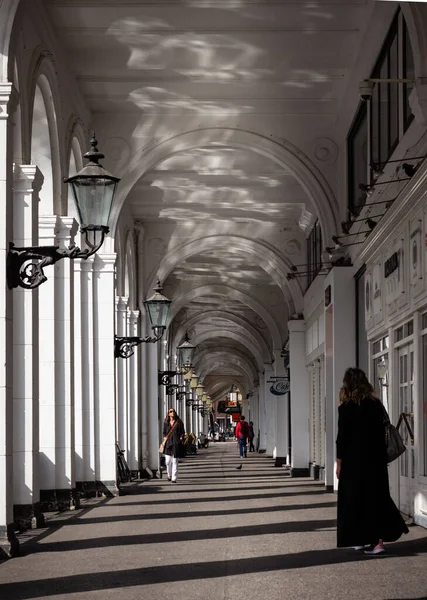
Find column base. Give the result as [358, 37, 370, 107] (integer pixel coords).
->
[319, 466, 326, 483]
[325, 484, 334, 493]
[258, 448, 266, 454]
[0, 524, 20, 559]
[290, 467, 310, 477]
[274, 456, 288, 467]
[13, 502, 45, 531]
[40, 488, 80, 512]
[309, 463, 320, 480]
[75, 480, 119, 499]
[98, 480, 120, 497]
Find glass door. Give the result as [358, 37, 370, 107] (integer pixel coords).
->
[397, 343, 415, 516]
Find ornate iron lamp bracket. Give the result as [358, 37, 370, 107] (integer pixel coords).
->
[158, 371, 177, 386]
[7, 226, 108, 290]
[114, 330, 163, 359]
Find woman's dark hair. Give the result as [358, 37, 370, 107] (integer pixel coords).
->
[165, 408, 179, 423]
[340, 368, 374, 404]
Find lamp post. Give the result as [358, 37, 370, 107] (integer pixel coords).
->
[158, 333, 197, 387]
[7, 135, 119, 289]
[176, 332, 196, 373]
[377, 357, 389, 387]
[114, 280, 171, 358]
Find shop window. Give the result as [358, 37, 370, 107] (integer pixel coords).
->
[347, 9, 415, 216]
[395, 320, 413, 342]
[372, 335, 389, 411]
[306, 220, 322, 289]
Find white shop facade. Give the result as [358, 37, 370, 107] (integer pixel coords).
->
[360, 163, 427, 528]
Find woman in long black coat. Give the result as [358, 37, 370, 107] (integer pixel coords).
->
[162, 408, 185, 483]
[336, 368, 408, 554]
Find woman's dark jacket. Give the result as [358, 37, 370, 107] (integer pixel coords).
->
[336, 396, 408, 547]
[163, 418, 185, 458]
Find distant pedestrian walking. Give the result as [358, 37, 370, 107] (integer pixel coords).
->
[336, 368, 408, 555]
[162, 408, 185, 483]
[235, 415, 249, 458]
[248, 421, 255, 452]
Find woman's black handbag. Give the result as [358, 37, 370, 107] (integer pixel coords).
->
[381, 404, 406, 463]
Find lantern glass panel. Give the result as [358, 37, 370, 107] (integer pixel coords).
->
[70, 177, 117, 228]
[145, 298, 171, 329]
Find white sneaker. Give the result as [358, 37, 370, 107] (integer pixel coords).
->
[364, 543, 385, 555]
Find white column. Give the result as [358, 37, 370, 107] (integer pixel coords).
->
[74, 259, 84, 487]
[0, 83, 18, 557]
[146, 340, 160, 473]
[324, 267, 356, 490]
[115, 296, 128, 459]
[55, 217, 78, 509]
[258, 367, 268, 452]
[128, 310, 140, 473]
[12, 165, 44, 528]
[39, 216, 58, 509]
[273, 350, 289, 466]
[264, 364, 276, 456]
[140, 341, 149, 470]
[251, 385, 260, 449]
[288, 319, 310, 476]
[81, 257, 96, 492]
[93, 253, 118, 495]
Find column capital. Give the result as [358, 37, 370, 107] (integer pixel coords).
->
[0, 82, 19, 118]
[93, 253, 117, 272]
[78, 255, 95, 272]
[13, 165, 44, 193]
[116, 296, 129, 310]
[56, 217, 78, 241]
[39, 216, 58, 242]
[129, 310, 140, 325]
[288, 319, 306, 333]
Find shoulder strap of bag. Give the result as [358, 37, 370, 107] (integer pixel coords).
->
[373, 396, 391, 426]
[164, 419, 180, 441]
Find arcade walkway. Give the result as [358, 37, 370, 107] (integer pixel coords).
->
[0, 443, 426, 600]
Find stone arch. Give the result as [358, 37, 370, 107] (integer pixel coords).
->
[400, 3, 427, 78]
[28, 56, 63, 215]
[208, 377, 248, 399]
[172, 310, 271, 361]
[66, 133, 84, 220]
[192, 329, 264, 371]
[152, 235, 302, 313]
[0, 0, 22, 81]
[109, 127, 339, 245]
[167, 284, 283, 350]
[194, 347, 258, 383]
[124, 232, 137, 309]
[199, 364, 252, 398]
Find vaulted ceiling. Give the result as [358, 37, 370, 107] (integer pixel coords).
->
[46, 0, 372, 400]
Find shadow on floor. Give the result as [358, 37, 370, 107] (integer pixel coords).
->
[1, 537, 426, 600]
[55, 501, 337, 526]
[21, 518, 337, 554]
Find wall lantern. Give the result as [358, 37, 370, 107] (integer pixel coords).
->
[7, 135, 120, 290]
[189, 374, 199, 389]
[196, 383, 204, 398]
[377, 357, 389, 387]
[158, 333, 197, 386]
[177, 332, 196, 373]
[115, 280, 171, 358]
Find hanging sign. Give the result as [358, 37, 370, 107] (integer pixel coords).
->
[270, 380, 290, 395]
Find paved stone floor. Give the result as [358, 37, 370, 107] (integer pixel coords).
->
[0, 442, 427, 600]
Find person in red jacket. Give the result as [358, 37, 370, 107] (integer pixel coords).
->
[235, 415, 250, 458]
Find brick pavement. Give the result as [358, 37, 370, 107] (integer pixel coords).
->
[0, 442, 426, 600]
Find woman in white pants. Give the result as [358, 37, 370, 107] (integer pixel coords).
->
[162, 408, 185, 483]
